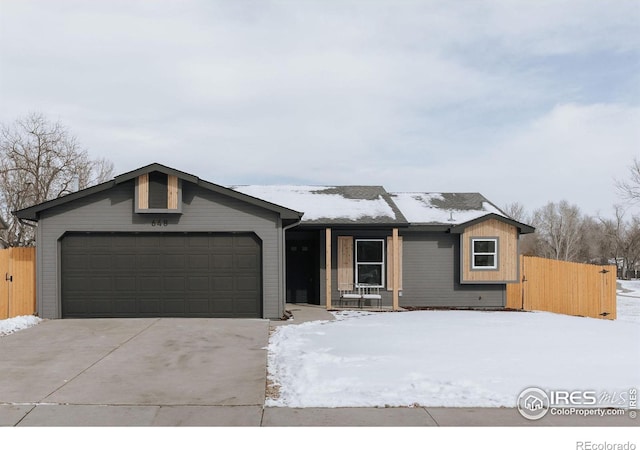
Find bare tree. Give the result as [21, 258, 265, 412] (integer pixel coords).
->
[531, 200, 584, 262]
[503, 201, 539, 255]
[617, 157, 640, 203]
[600, 206, 640, 278]
[502, 202, 527, 223]
[0, 113, 113, 247]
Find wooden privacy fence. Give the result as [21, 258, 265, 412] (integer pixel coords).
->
[506, 256, 616, 320]
[0, 247, 36, 320]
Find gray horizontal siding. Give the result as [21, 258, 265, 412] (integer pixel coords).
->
[37, 180, 284, 319]
[400, 232, 505, 308]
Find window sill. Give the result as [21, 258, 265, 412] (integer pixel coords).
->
[135, 208, 182, 214]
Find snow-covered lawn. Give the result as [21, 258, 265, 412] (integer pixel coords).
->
[0, 315, 42, 336]
[617, 279, 640, 324]
[267, 309, 640, 408]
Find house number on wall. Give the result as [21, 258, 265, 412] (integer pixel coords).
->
[151, 219, 168, 227]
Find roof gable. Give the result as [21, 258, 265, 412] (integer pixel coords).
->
[114, 163, 199, 185]
[14, 163, 302, 221]
[450, 213, 536, 234]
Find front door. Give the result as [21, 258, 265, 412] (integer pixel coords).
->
[286, 239, 319, 304]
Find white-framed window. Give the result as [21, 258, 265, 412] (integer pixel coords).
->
[471, 238, 498, 269]
[355, 239, 385, 287]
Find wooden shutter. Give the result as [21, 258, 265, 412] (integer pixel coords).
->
[167, 175, 179, 209]
[387, 236, 403, 291]
[337, 236, 354, 290]
[137, 174, 149, 209]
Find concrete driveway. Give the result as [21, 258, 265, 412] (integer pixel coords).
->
[0, 318, 269, 426]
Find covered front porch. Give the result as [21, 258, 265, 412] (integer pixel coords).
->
[284, 227, 403, 311]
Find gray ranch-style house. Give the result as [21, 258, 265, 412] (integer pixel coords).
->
[15, 163, 534, 320]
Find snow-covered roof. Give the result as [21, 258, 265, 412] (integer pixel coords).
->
[389, 192, 506, 225]
[232, 185, 405, 224]
[232, 185, 513, 227]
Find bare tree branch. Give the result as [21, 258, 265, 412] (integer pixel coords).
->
[0, 112, 114, 247]
[617, 157, 640, 203]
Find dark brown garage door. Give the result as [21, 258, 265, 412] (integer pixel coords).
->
[61, 233, 262, 318]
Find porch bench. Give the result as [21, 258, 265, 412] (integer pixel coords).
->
[361, 285, 382, 309]
[338, 284, 382, 309]
[338, 284, 363, 308]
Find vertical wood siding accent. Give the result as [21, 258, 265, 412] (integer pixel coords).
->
[506, 255, 616, 319]
[337, 236, 354, 290]
[167, 175, 179, 209]
[386, 235, 403, 291]
[137, 174, 149, 209]
[461, 218, 518, 283]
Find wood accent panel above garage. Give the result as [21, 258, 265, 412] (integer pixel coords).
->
[135, 171, 182, 213]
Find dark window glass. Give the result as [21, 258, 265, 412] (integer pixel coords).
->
[357, 265, 382, 286]
[357, 240, 383, 262]
[474, 255, 495, 267]
[474, 240, 496, 253]
[148, 171, 168, 209]
[356, 240, 384, 286]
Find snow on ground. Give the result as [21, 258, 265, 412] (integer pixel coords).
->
[0, 315, 42, 336]
[266, 310, 640, 408]
[617, 279, 640, 324]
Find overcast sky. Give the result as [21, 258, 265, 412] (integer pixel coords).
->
[1, 0, 638, 218]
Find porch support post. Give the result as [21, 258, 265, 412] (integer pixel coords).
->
[392, 227, 399, 311]
[325, 227, 332, 309]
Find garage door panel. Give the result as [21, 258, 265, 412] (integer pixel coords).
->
[61, 232, 262, 318]
[139, 300, 161, 314]
[63, 276, 89, 292]
[236, 254, 259, 270]
[162, 300, 185, 314]
[91, 276, 113, 293]
[213, 254, 234, 270]
[90, 255, 112, 270]
[187, 276, 209, 292]
[114, 276, 136, 291]
[64, 254, 88, 270]
[63, 300, 88, 315]
[164, 235, 186, 247]
[136, 236, 161, 248]
[188, 254, 209, 269]
[236, 276, 259, 291]
[139, 276, 163, 291]
[187, 300, 210, 314]
[163, 276, 185, 291]
[211, 235, 233, 248]
[114, 299, 137, 314]
[114, 254, 136, 270]
[164, 255, 186, 270]
[136, 255, 161, 270]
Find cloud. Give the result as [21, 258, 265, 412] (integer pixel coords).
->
[474, 103, 640, 215]
[0, 0, 638, 217]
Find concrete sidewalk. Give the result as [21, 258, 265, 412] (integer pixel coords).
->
[2, 404, 636, 426]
